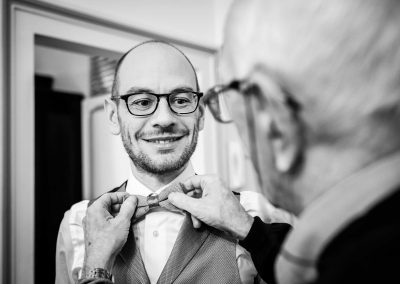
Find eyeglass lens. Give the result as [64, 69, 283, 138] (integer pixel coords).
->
[207, 88, 245, 123]
[207, 87, 254, 149]
[126, 92, 199, 115]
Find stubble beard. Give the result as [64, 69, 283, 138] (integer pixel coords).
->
[121, 123, 199, 175]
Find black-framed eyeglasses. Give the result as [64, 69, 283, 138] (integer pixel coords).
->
[203, 79, 300, 123]
[111, 90, 203, 116]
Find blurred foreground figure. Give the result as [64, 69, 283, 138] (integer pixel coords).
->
[169, 0, 400, 283]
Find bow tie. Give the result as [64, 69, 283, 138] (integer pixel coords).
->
[132, 182, 187, 223]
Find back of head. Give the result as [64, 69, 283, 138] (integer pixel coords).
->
[227, 0, 400, 157]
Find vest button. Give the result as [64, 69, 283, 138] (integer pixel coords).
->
[153, 230, 159, 237]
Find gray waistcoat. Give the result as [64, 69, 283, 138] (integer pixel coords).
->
[109, 182, 242, 284]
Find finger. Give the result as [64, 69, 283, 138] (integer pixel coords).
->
[187, 188, 203, 198]
[168, 192, 202, 216]
[181, 175, 206, 191]
[111, 204, 121, 212]
[191, 215, 202, 229]
[95, 192, 130, 209]
[110, 204, 122, 217]
[182, 175, 217, 196]
[117, 195, 138, 220]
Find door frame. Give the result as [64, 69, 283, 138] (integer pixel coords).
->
[9, 4, 218, 283]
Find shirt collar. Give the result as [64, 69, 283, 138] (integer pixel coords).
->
[126, 163, 195, 196]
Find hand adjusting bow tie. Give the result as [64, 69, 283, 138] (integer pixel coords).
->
[132, 182, 189, 223]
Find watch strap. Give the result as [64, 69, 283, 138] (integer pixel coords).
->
[85, 268, 113, 280]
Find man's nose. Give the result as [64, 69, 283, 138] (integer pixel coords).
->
[149, 97, 177, 127]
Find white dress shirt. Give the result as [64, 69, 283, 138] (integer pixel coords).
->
[55, 162, 293, 284]
[126, 163, 257, 284]
[127, 164, 191, 284]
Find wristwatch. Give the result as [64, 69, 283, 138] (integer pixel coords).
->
[85, 268, 113, 280]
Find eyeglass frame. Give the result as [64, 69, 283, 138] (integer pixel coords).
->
[111, 90, 204, 117]
[203, 79, 264, 187]
[203, 77, 301, 189]
[203, 80, 250, 123]
[203, 79, 300, 123]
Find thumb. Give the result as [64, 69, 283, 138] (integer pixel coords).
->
[191, 215, 202, 229]
[117, 195, 138, 220]
[168, 192, 201, 215]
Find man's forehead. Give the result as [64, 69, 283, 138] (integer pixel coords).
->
[117, 43, 197, 93]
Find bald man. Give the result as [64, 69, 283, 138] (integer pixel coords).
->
[55, 41, 278, 284]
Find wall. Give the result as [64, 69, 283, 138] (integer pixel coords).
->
[35, 45, 91, 96]
[38, 0, 218, 48]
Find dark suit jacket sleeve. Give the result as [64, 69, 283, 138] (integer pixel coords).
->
[239, 216, 291, 284]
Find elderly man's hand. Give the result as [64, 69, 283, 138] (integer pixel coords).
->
[82, 192, 137, 272]
[169, 175, 254, 240]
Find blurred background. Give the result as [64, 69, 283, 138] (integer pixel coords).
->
[0, 0, 265, 283]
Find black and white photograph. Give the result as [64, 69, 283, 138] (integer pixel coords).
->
[1, 0, 399, 283]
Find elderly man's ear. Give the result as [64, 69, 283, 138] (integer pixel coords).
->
[259, 103, 302, 174]
[104, 98, 121, 135]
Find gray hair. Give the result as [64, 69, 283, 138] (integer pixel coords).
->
[242, 0, 400, 154]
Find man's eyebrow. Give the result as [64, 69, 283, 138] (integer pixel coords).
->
[123, 86, 196, 95]
[124, 87, 153, 94]
[171, 86, 195, 92]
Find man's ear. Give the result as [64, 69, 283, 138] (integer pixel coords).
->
[104, 98, 121, 135]
[250, 69, 303, 174]
[260, 103, 302, 174]
[197, 101, 205, 131]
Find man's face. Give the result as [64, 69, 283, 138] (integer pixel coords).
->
[115, 44, 204, 175]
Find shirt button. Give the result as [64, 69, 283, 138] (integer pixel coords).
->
[153, 230, 159, 237]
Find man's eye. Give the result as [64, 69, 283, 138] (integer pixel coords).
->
[173, 98, 191, 105]
[131, 99, 153, 108]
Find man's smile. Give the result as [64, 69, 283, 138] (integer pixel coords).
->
[142, 135, 184, 143]
[140, 134, 187, 150]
